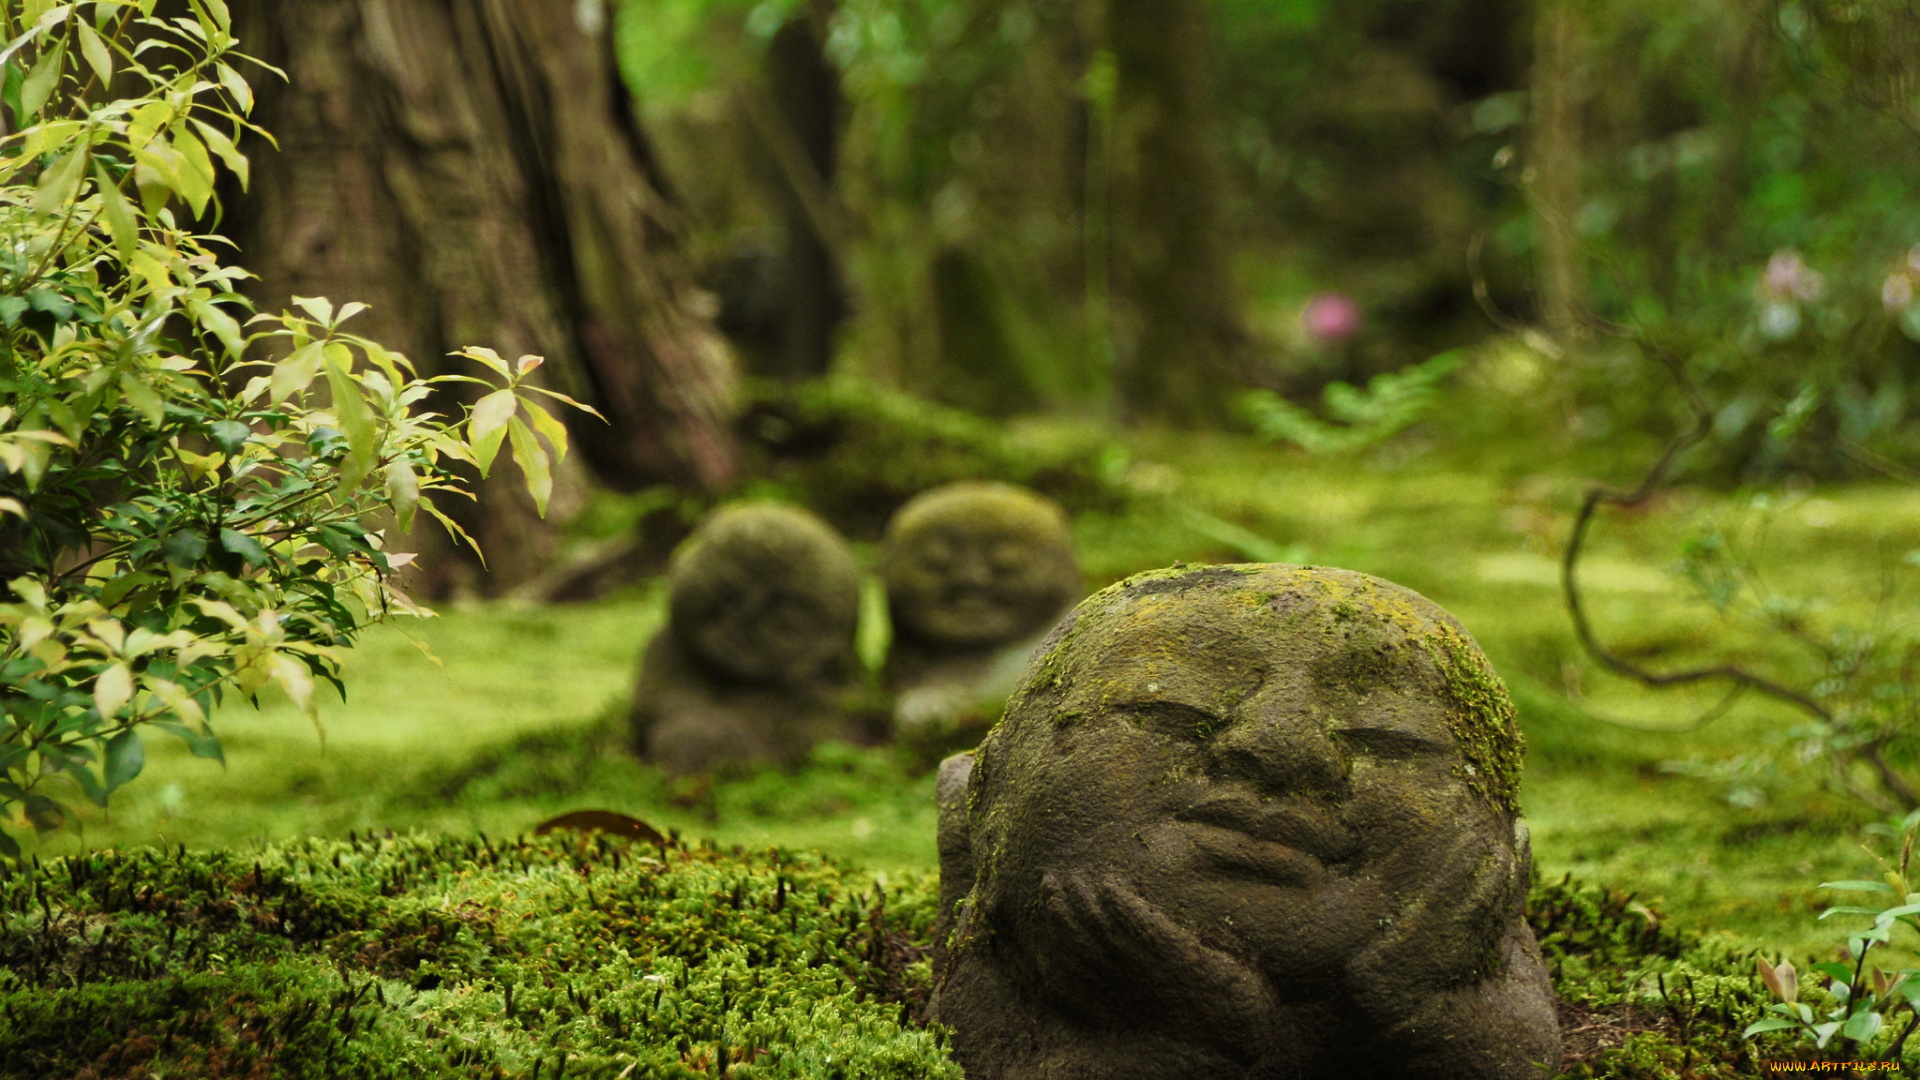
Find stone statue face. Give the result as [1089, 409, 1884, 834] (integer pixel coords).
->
[666, 504, 861, 684]
[880, 482, 1079, 648]
[965, 564, 1528, 1005]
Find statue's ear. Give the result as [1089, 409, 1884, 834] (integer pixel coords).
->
[937, 752, 976, 902]
[1510, 818, 1534, 918]
[933, 752, 977, 971]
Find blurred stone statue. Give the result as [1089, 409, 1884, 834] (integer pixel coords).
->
[630, 503, 862, 773]
[930, 563, 1560, 1079]
[878, 482, 1079, 743]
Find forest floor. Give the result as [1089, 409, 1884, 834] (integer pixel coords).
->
[20, 409, 1920, 967]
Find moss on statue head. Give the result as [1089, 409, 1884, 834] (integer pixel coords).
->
[992, 562, 1525, 814]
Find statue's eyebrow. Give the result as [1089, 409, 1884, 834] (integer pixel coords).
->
[1332, 724, 1449, 759]
[1108, 697, 1229, 740]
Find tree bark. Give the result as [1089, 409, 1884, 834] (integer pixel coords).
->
[1105, 0, 1242, 426]
[227, 0, 738, 592]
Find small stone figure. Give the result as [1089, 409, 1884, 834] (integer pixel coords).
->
[930, 563, 1561, 1080]
[630, 503, 862, 774]
[878, 482, 1080, 741]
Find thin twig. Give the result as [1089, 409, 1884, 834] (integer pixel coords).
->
[1561, 343, 1837, 725]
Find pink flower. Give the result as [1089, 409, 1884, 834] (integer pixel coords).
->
[1763, 249, 1824, 301]
[1884, 273, 1914, 313]
[1301, 293, 1362, 342]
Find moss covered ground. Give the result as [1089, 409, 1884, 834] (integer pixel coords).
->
[10, 378, 1920, 1073]
[0, 831, 1890, 1077]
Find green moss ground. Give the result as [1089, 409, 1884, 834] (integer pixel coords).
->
[1, 832, 953, 1079]
[12, 388, 1920, 1072]
[25, 426, 1915, 960]
[0, 833, 1892, 1077]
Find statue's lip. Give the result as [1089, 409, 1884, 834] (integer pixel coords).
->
[939, 587, 1008, 610]
[1175, 794, 1356, 864]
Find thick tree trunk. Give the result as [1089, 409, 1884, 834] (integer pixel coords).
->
[1105, 0, 1242, 426]
[227, 0, 737, 592]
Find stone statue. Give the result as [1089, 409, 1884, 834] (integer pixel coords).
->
[930, 563, 1560, 1079]
[630, 503, 862, 774]
[878, 482, 1080, 742]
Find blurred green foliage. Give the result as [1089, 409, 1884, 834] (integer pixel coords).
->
[616, 0, 1920, 476]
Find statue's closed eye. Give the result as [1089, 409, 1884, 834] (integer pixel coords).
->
[1115, 700, 1228, 741]
[1334, 726, 1446, 760]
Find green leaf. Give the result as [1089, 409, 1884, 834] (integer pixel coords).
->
[1741, 1017, 1803, 1037]
[521, 397, 569, 460]
[1813, 962, 1854, 984]
[23, 794, 65, 833]
[2, 60, 23, 123]
[460, 346, 512, 377]
[189, 297, 246, 360]
[0, 825, 19, 863]
[271, 340, 325, 403]
[0, 296, 29, 326]
[507, 415, 552, 516]
[469, 389, 516, 476]
[219, 528, 267, 566]
[216, 61, 252, 114]
[25, 287, 73, 320]
[422, 498, 484, 565]
[1842, 1008, 1884, 1043]
[32, 144, 87, 218]
[75, 18, 110, 84]
[118, 372, 163, 424]
[153, 720, 224, 765]
[292, 295, 333, 327]
[1821, 880, 1898, 893]
[385, 460, 419, 533]
[191, 118, 247, 189]
[208, 419, 251, 455]
[103, 730, 144, 788]
[19, 40, 63, 120]
[163, 530, 207, 568]
[270, 653, 316, 719]
[93, 157, 136, 261]
[93, 662, 132, 719]
[99, 571, 155, 607]
[324, 348, 376, 492]
[169, 125, 216, 216]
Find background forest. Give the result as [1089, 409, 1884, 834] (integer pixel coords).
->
[12, 0, 1920, 1074]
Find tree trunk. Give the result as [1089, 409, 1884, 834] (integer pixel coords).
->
[1105, 0, 1242, 426]
[1529, 0, 1588, 341]
[760, 5, 847, 380]
[227, 0, 738, 592]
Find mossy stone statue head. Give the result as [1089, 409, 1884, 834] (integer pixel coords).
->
[931, 564, 1559, 1080]
[879, 481, 1078, 649]
[666, 503, 861, 685]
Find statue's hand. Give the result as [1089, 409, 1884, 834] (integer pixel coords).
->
[1031, 868, 1278, 1037]
[1341, 822, 1559, 1080]
[1346, 817, 1525, 1010]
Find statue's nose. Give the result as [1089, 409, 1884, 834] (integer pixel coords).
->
[1209, 710, 1348, 799]
[949, 553, 993, 587]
